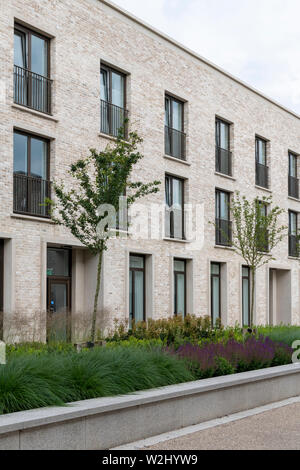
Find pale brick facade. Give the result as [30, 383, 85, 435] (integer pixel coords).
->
[0, 0, 299, 341]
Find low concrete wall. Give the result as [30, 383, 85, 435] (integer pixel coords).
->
[0, 363, 299, 450]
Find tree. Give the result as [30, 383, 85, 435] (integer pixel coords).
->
[229, 193, 287, 327]
[47, 127, 160, 342]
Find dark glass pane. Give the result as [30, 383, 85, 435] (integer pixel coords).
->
[130, 255, 144, 269]
[31, 34, 48, 76]
[14, 32, 26, 67]
[30, 138, 47, 179]
[47, 248, 70, 277]
[13, 133, 28, 175]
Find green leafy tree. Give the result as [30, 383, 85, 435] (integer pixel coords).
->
[229, 193, 287, 327]
[47, 128, 160, 342]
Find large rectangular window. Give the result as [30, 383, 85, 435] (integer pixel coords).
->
[165, 95, 186, 160]
[13, 131, 50, 218]
[174, 259, 186, 318]
[129, 255, 145, 327]
[215, 190, 231, 246]
[288, 152, 299, 199]
[256, 201, 269, 252]
[289, 211, 298, 258]
[211, 263, 221, 326]
[215, 119, 232, 176]
[14, 24, 51, 114]
[47, 247, 71, 342]
[255, 137, 269, 188]
[242, 266, 250, 327]
[165, 175, 184, 239]
[100, 64, 127, 138]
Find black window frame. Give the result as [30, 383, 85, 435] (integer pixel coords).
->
[288, 151, 299, 199]
[211, 262, 221, 326]
[255, 136, 269, 188]
[174, 258, 186, 317]
[215, 189, 232, 246]
[100, 64, 127, 138]
[215, 118, 232, 176]
[242, 266, 250, 327]
[288, 210, 298, 258]
[129, 254, 146, 325]
[165, 174, 185, 240]
[13, 130, 51, 218]
[14, 23, 51, 114]
[165, 94, 186, 160]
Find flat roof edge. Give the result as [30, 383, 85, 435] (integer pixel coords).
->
[101, 0, 300, 121]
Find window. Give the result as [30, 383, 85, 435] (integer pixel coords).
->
[174, 259, 186, 318]
[129, 255, 145, 327]
[288, 152, 299, 199]
[289, 211, 298, 258]
[47, 247, 71, 342]
[255, 137, 269, 188]
[165, 95, 186, 160]
[256, 201, 269, 252]
[215, 119, 232, 176]
[13, 130, 50, 217]
[165, 175, 184, 239]
[100, 65, 127, 138]
[215, 190, 231, 246]
[14, 24, 51, 114]
[242, 266, 250, 327]
[211, 263, 221, 326]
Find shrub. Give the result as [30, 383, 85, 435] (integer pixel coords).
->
[170, 336, 292, 378]
[0, 346, 193, 415]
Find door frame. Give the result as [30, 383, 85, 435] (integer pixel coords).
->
[47, 277, 71, 341]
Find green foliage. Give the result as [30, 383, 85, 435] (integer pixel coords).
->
[47, 127, 160, 255]
[257, 325, 300, 346]
[0, 346, 193, 415]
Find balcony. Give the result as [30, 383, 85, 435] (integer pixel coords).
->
[13, 174, 51, 218]
[288, 175, 299, 199]
[255, 162, 269, 189]
[13, 65, 52, 115]
[215, 147, 232, 176]
[100, 100, 128, 138]
[289, 234, 299, 258]
[165, 126, 186, 161]
[215, 218, 232, 246]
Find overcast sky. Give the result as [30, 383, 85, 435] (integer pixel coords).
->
[112, 0, 300, 114]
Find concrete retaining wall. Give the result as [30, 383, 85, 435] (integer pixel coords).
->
[0, 363, 299, 450]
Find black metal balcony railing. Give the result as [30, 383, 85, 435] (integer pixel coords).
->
[165, 126, 186, 161]
[100, 100, 128, 138]
[215, 147, 232, 176]
[13, 173, 51, 218]
[288, 175, 299, 199]
[255, 162, 269, 189]
[215, 218, 232, 246]
[289, 234, 299, 258]
[14, 65, 52, 114]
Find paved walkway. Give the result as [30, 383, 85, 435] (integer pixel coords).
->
[146, 403, 300, 450]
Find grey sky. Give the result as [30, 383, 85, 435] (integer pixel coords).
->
[112, 0, 300, 114]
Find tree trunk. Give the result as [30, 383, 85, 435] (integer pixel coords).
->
[250, 267, 255, 328]
[91, 246, 103, 343]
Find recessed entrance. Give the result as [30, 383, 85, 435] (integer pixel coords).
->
[269, 268, 291, 325]
[47, 247, 72, 341]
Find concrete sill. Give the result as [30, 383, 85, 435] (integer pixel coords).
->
[164, 237, 190, 243]
[214, 172, 236, 181]
[288, 256, 300, 261]
[255, 185, 272, 194]
[288, 196, 300, 203]
[11, 104, 58, 122]
[164, 155, 191, 166]
[214, 244, 235, 251]
[11, 213, 55, 224]
[98, 132, 128, 143]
